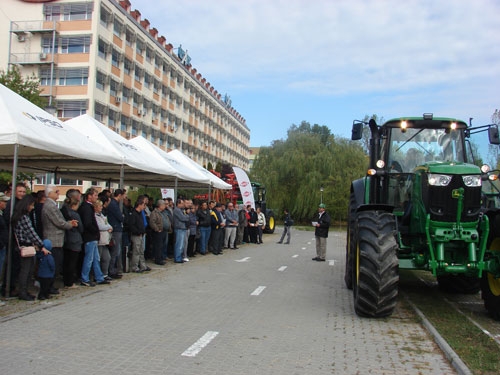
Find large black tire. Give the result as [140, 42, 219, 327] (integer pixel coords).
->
[264, 210, 275, 234]
[353, 210, 399, 318]
[437, 274, 480, 294]
[480, 238, 500, 320]
[345, 192, 357, 290]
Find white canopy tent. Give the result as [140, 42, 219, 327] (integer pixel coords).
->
[167, 149, 232, 190]
[128, 136, 211, 185]
[64, 114, 196, 187]
[0, 84, 125, 175]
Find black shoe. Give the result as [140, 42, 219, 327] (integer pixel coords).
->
[133, 269, 144, 273]
[97, 279, 111, 285]
[38, 294, 46, 301]
[104, 276, 113, 281]
[174, 260, 184, 263]
[317, 258, 326, 262]
[155, 261, 166, 265]
[312, 257, 320, 261]
[284, 242, 290, 245]
[276, 242, 282, 244]
[143, 267, 152, 272]
[49, 287, 60, 295]
[109, 274, 123, 279]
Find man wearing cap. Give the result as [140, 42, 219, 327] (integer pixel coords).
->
[0, 192, 10, 284]
[312, 203, 331, 262]
[41, 185, 78, 291]
[149, 199, 167, 265]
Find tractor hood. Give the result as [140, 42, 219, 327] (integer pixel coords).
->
[418, 161, 481, 175]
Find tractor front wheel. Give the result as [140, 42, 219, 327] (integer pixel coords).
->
[353, 210, 399, 318]
[480, 238, 500, 320]
[264, 210, 275, 234]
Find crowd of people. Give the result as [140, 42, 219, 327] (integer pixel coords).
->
[0, 183, 267, 302]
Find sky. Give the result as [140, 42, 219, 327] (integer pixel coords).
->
[136, 0, 500, 148]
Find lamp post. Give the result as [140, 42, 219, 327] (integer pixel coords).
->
[320, 186, 324, 204]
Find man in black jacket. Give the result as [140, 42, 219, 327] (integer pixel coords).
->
[313, 203, 331, 262]
[129, 196, 149, 272]
[78, 188, 110, 286]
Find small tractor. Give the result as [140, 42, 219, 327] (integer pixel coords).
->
[345, 113, 500, 320]
[194, 171, 276, 233]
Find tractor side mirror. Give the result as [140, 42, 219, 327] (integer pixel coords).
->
[351, 122, 363, 140]
[488, 125, 500, 145]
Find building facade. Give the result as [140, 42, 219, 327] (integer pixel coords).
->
[0, 0, 250, 171]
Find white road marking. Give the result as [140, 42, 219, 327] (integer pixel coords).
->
[251, 286, 266, 296]
[182, 331, 219, 357]
[278, 266, 287, 272]
[307, 242, 312, 245]
[301, 247, 307, 250]
[235, 257, 251, 262]
[292, 254, 299, 258]
[328, 260, 337, 266]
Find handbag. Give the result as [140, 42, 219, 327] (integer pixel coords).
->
[15, 233, 37, 257]
[20, 246, 37, 257]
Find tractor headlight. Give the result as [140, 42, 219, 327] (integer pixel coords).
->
[428, 174, 452, 186]
[462, 175, 481, 187]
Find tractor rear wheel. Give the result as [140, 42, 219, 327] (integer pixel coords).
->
[353, 210, 399, 318]
[344, 192, 357, 290]
[480, 238, 500, 321]
[437, 275, 480, 294]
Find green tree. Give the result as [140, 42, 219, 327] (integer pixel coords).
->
[0, 66, 47, 109]
[251, 121, 366, 223]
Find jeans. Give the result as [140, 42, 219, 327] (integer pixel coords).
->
[279, 225, 291, 244]
[109, 231, 123, 276]
[198, 226, 211, 254]
[81, 241, 104, 283]
[174, 228, 187, 262]
[162, 232, 169, 260]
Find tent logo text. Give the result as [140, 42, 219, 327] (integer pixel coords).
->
[23, 112, 63, 129]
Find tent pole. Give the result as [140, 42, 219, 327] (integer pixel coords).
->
[6, 144, 19, 298]
[174, 177, 178, 201]
[120, 164, 124, 189]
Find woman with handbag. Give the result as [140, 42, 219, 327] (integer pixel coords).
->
[12, 195, 50, 301]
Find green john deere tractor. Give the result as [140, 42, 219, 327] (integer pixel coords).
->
[345, 113, 500, 319]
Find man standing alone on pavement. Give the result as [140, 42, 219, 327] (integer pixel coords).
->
[312, 203, 331, 261]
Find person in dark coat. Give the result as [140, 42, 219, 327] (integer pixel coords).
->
[312, 203, 331, 261]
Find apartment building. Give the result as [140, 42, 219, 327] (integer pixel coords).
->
[0, 0, 250, 173]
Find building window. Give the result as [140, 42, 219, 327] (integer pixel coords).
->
[111, 49, 121, 67]
[60, 36, 91, 54]
[41, 36, 58, 54]
[95, 70, 107, 91]
[98, 38, 110, 59]
[108, 109, 119, 128]
[57, 100, 87, 118]
[100, 5, 113, 27]
[124, 58, 133, 76]
[110, 79, 120, 97]
[44, 3, 93, 21]
[58, 68, 89, 86]
[113, 18, 124, 37]
[39, 67, 55, 86]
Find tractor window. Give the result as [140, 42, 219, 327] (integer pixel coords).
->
[387, 127, 465, 173]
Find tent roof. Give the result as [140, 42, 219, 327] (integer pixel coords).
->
[0, 84, 124, 174]
[167, 149, 232, 190]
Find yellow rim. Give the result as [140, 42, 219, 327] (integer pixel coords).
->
[487, 238, 500, 296]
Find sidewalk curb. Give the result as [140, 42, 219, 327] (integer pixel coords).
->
[404, 294, 472, 375]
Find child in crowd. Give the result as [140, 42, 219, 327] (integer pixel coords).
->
[36, 239, 55, 300]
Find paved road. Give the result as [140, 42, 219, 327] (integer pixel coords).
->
[0, 229, 456, 374]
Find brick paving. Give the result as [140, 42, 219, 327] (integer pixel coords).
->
[0, 229, 456, 374]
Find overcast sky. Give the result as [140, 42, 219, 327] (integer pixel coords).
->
[137, 0, 500, 147]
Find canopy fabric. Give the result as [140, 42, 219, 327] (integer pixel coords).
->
[0, 83, 124, 173]
[128, 136, 211, 185]
[167, 149, 232, 190]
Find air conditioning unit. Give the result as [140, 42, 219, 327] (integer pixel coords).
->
[137, 109, 143, 116]
[39, 53, 47, 60]
[115, 96, 121, 103]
